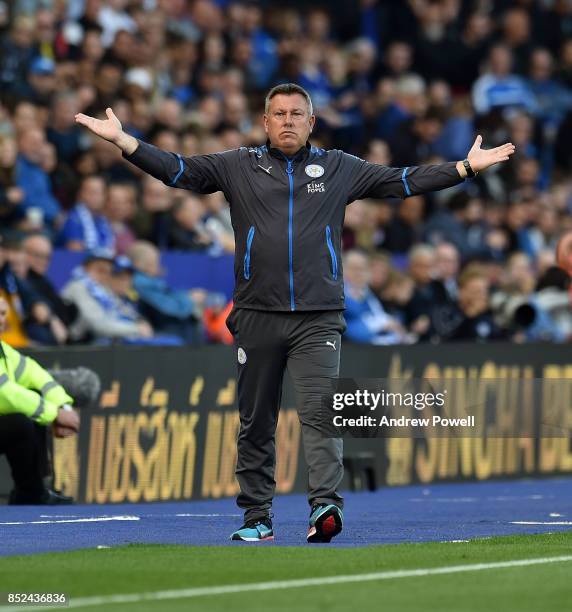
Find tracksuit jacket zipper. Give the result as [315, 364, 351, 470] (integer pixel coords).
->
[286, 159, 295, 311]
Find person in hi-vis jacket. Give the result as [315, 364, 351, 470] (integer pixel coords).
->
[76, 83, 515, 542]
[0, 296, 80, 505]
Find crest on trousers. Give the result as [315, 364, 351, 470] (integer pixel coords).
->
[305, 164, 324, 178]
[238, 347, 247, 364]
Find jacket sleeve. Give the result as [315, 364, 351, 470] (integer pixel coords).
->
[343, 152, 464, 203]
[123, 140, 239, 196]
[0, 342, 72, 425]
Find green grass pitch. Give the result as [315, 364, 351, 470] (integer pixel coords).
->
[0, 532, 571, 611]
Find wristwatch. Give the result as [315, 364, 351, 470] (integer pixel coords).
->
[463, 158, 478, 178]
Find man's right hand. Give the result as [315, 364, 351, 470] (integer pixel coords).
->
[75, 107, 139, 155]
[53, 406, 80, 438]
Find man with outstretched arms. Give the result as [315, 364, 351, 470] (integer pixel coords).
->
[76, 83, 514, 542]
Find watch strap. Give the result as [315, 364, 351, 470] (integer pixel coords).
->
[463, 158, 477, 178]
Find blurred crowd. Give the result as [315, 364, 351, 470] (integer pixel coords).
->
[0, 0, 571, 346]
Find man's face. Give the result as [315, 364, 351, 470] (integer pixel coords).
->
[344, 253, 370, 290]
[0, 297, 8, 333]
[264, 93, 315, 156]
[459, 278, 489, 317]
[144, 250, 161, 277]
[410, 253, 435, 285]
[106, 185, 135, 221]
[80, 177, 106, 212]
[5, 248, 27, 279]
[436, 245, 459, 281]
[85, 260, 112, 286]
[19, 129, 45, 164]
[110, 271, 132, 296]
[176, 197, 204, 229]
[143, 179, 172, 212]
[23, 236, 52, 275]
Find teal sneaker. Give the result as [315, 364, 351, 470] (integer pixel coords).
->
[307, 503, 343, 543]
[230, 516, 274, 541]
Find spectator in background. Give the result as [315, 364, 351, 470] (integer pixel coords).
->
[22, 232, 77, 341]
[343, 250, 410, 345]
[108, 255, 183, 346]
[167, 194, 222, 254]
[389, 107, 445, 167]
[58, 175, 114, 252]
[203, 192, 235, 254]
[472, 44, 536, 116]
[10, 101, 40, 138]
[423, 191, 485, 258]
[525, 201, 559, 258]
[441, 266, 506, 342]
[534, 266, 572, 340]
[15, 127, 61, 230]
[499, 6, 534, 75]
[434, 242, 460, 301]
[128, 241, 205, 344]
[0, 133, 24, 230]
[556, 38, 572, 90]
[502, 198, 535, 256]
[380, 270, 415, 326]
[368, 251, 392, 302]
[47, 92, 83, 165]
[0, 15, 36, 100]
[6, 237, 67, 346]
[378, 41, 414, 80]
[376, 74, 427, 142]
[0, 236, 53, 347]
[380, 196, 425, 254]
[13, 56, 57, 107]
[62, 249, 153, 344]
[491, 252, 563, 342]
[132, 175, 175, 247]
[528, 47, 572, 129]
[404, 244, 444, 339]
[105, 182, 136, 255]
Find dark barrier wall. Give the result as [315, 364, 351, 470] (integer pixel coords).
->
[1, 343, 571, 503]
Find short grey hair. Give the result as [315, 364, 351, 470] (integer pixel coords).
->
[264, 83, 314, 116]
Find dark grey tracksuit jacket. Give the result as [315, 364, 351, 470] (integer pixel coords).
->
[124, 140, 464, 519]
[124, 140, 463, 312]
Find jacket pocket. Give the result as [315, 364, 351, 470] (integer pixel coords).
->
[325, 225, 338, 280]
[243, 226, 255, 280]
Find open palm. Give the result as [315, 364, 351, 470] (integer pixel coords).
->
[75, 107, 122, 143]
[467, 135, 516, 173]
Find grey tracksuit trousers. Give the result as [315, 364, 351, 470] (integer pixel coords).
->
[226, 307, 345, 521]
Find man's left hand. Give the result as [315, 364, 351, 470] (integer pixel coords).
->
[53, 406, 80, 438]
[466, 135, 516, 173]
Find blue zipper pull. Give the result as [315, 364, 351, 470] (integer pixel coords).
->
[286, 160, 293, 174]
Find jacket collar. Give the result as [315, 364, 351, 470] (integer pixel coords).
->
[265, 139, 311, 162]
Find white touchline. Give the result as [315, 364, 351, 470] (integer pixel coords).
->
[2, 555, 571, 611]
[0, 516, 140, 526]
[511, 521, 572, 526]
[175, 513, 241, 517]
